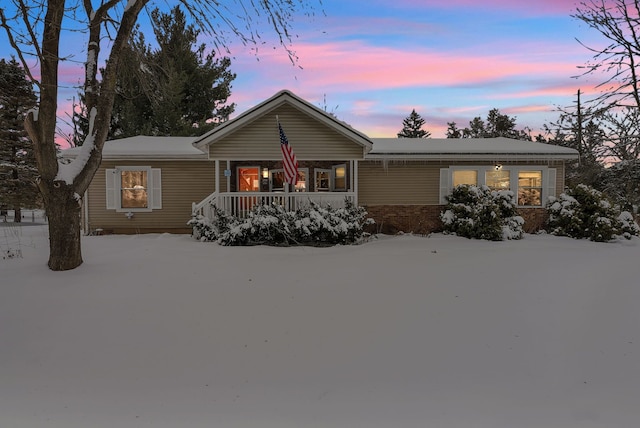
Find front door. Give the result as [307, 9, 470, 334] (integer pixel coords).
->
[237, 167, 260, 212]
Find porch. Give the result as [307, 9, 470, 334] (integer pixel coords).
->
[192, 191, 357, 219]
[192, 159, 359, 220]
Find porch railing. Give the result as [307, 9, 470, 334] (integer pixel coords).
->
[193, 191, 356, 219]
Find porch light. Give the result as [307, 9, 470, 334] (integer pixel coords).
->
[262, 167, 269, 179]
[494, 163, 503, 171]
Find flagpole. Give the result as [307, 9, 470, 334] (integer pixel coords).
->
[277, 115, 288, 194]
[279, 114, 290, 194]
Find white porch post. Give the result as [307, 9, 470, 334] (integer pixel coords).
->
[285, 179, 290, 211]
[226, 160, 231, 192]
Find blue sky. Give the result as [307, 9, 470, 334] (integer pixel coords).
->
[0, 0, 606, 140]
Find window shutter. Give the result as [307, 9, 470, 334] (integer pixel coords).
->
[547, 168, 557, 201]
[439, 168, 450, 204]
[151, 168, 162, 209]
[106, 169, 117, 209]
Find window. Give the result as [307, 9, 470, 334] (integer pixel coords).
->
[453, 170, 477, 187]
[121, 170, 148, 209]
[106, 167, 161, 211]
[315, 169, 331, 191]
[518, 171, 543, 206]
[485, 170, 510, 190]
[294, 169, 308, 192]
[441, 166, 556, 207]
[269, 168, 308, 192]
[270, 169, 285, 192]
[333, 164, 347, 191]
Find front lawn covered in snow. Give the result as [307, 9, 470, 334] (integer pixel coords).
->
[1, 225, 639, 428]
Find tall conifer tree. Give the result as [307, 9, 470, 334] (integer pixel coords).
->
[398, 109, 431, 138]
[0, 58, 39, 221]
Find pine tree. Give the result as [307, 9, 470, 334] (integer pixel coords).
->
[111, 6, 236, 139]
[398, 109, 431, 138]
[73, 6, 237, 142]
[461, 109, 531, 140]
[0, 58, 39, 222]
[446, 122, 462, 138]
[1, 0, 318, 270]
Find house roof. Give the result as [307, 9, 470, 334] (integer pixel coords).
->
[367, 137, 579, 161]
[193, 89, 373, 152]
[60, 92, 579, 163]
[61, 136, 208, 160]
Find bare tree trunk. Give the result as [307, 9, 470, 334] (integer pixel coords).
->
[14, 207, 22, 223]
[44, 183, 82, 270]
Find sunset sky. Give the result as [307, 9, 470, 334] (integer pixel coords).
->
[0, 0, 607, 141]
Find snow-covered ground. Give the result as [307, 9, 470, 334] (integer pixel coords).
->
[1, 225, 639, 428]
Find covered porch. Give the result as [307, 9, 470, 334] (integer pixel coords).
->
[192, 159, 359, 219]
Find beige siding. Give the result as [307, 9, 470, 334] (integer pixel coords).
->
[358, 160, 567, 206]
[86, 160, 215, 232]
[554, 162, 565, 196]
[209, 104, 365, 160]
[359, 161, 440, 205]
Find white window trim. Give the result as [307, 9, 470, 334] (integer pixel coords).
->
[314, 168, 332, 192]
[269, 168, 309, 192]
[332, 163, 348, 191]
[106, 166, 162, 212]
[441, 166, 555, 207]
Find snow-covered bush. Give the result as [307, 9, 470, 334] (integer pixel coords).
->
[440, 185, 524, 241]
[618, 211, 640, 239]
[189, 206, 235, 242]
[189, 199, 374, 246]
[546, 184, 639, 242]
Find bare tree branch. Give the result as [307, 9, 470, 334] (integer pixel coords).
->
[573, 0, 640, 110]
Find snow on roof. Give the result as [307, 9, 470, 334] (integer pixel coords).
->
[61, 136, 207, 160]
[60, 135, 578, 161]
[367, 137, 579, 160]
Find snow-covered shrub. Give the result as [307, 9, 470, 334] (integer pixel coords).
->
[217, 203, 297, 246]
[440, 185, 524, 241]
[189, 199, 374, 246]
[618, 211, 640, 239]
[188, 206, 235, 242]
[546, 184, 639, 242]
[291, 200, 374, 245]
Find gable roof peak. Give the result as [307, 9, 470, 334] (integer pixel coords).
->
[193, 89, 373, 151]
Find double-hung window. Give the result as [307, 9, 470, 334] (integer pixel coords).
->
[485, 170, 511, 191]
[333, 164, 347, 191]
[314, 169, 331, 191]
[106, 167, 162, 211]
[518, 171, 543, 206]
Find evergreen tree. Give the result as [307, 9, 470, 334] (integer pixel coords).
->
[463, 117, 486, 138]
[398, 109, 431, 138]
[76, 6, 237, 141]
[1, 0, 319, 271]
[446, 122, 462, 138]
[0, 58, 39, 222]
[462, 109, 531, 140]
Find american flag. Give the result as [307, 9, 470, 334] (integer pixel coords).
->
[278, 121, 298, 185]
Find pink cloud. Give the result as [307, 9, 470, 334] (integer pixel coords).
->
[233, 40, 580, 95]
